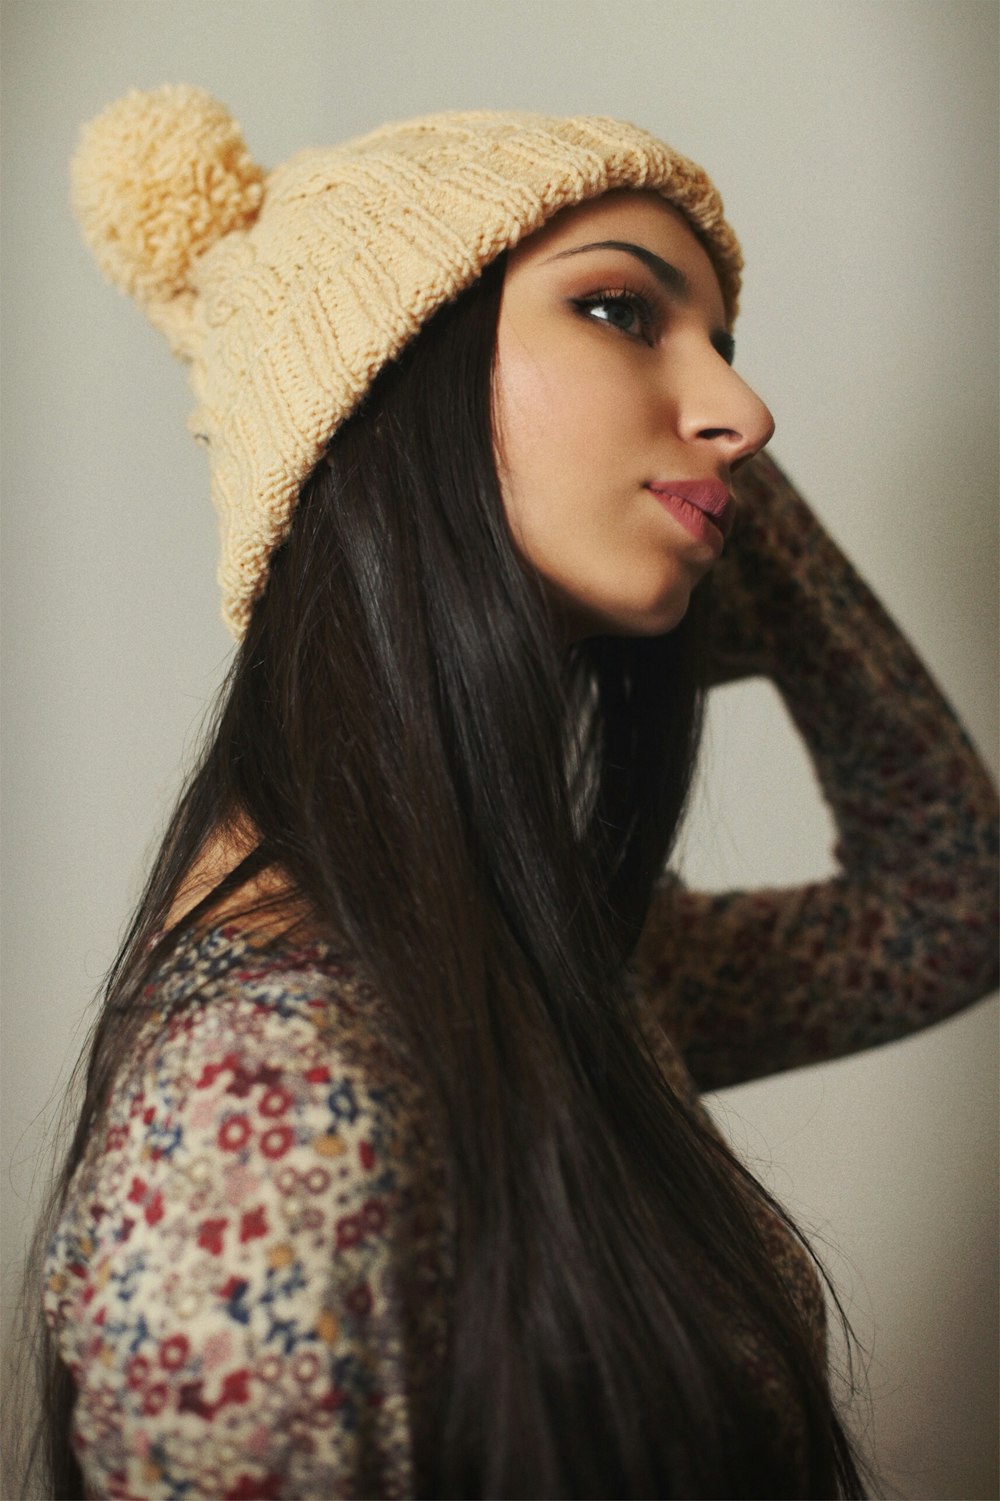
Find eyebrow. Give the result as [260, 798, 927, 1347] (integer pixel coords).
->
[544, 238, 736, 363]
[544, 239, 692, 301]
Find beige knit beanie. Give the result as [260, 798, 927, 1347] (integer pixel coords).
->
[70, 86, 743, 637]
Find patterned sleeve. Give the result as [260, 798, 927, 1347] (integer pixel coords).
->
[46, 955, 450, 1500]
[632, 450, 999, 1093]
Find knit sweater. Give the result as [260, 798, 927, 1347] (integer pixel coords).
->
[42, 454, 999, 1500]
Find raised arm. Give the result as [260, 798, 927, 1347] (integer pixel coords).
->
[632, 451, 999, 1093]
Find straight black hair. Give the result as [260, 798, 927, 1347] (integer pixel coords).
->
[14, 252, 871, 1498]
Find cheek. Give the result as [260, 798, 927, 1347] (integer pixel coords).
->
[494, 336, 636, 533]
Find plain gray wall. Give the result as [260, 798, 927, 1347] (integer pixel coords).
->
[2, 3, 997, 1497]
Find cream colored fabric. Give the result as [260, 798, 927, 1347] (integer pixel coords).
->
[71, 85, 743, 637]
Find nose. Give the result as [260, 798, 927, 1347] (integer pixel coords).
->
[676, 357, 775, 469]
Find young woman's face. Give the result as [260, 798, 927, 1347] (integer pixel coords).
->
[493, 190, 775, 638]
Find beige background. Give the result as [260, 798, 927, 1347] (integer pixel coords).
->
[2, 2, 997, 1496]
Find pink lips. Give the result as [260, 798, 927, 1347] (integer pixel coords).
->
[645, 479, 734, 552]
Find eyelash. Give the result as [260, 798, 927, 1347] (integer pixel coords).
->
[570, 285, 736, 365]
[571, 285, 658, 345]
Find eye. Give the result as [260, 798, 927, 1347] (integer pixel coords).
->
[571, 288, 656, 344]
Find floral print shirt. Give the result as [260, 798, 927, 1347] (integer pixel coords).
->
[43, 454, 999, 1499]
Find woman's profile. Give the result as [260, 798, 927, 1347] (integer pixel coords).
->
[17, 85, 998, 1499]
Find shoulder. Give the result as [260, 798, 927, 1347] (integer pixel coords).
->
[134, 923, 429, 1125]
[111, 923, 442, 1211]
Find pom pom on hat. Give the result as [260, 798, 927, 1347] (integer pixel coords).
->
[70, 84, 264, 309]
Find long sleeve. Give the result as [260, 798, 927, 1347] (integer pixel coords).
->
[632, 451, 999, 1093]
[43, 934, 454, 1500]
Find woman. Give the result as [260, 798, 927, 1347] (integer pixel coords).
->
[21, 86, 997, 1499]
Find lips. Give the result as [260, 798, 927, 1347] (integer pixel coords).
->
[645, 479, 734, 539]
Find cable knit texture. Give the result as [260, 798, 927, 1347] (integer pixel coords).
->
[70, 88, 742, 636]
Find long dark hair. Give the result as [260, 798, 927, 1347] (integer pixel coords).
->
[15, 251, 871, 1499]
